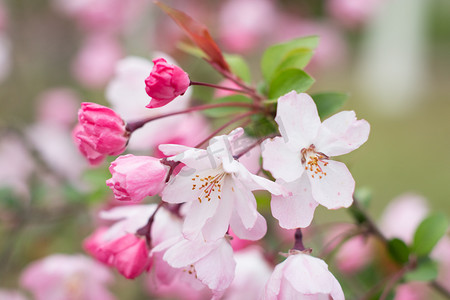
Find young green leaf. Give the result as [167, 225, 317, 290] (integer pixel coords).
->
[274, 48, 314, 75]
[268, 69, 314, 99]
[404, 258, 439, 282]
[311, 92, 349, 119]
[261, 36, 319, 81]
[412, 213, 448, 256]
[224, 54, 251, 83]
[387, 238, 410, 264]
[244, 114, 278, 138]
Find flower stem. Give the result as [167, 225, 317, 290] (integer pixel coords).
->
[190, 81, 249, 94]
[126, 102, 261, 133]
[293, 228, 306, 251]
[136, 202, 164, 247]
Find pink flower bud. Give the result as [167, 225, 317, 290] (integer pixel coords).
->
[73, 102, 128, 166]
[106, 154, 167, 202]
[145, 58, 190, 109]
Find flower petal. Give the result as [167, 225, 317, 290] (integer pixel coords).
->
[162, 238, 217, 268]
[271, 177, 319, 229]
[275, 92, 321, 150]
[162, 172, 199, 204]
[261, 136, 304, 182]
[309, 160, 354, 209]
[264, 260, 286, 299]
[314, 111, 370, 157]
[230, 210, 267, 241]
[230, 177, 258, 229]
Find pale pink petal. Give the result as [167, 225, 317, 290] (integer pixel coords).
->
[271, 177, 319, 229]
[330, 276, 346, 300]
[264, 260, 285, 299]
[261, 136, 304, 182]
[230, 178, 258, 229]
[314, 111, 370, 157]
[163, 239, 217, 268]
[230, 211, 267, 241]
[234, 161, 285, 195]
[194, 239, 236, 293]
[166, 146, 221, 171]
[285, 255, 334, 295]
[309, 160, 354, 209]
[202, 179, 234, 241]
[158, 144, 194, 156]
[182, 192, 220, 240]
[275, 92, 321, 150]
[162, 173, 199, 204]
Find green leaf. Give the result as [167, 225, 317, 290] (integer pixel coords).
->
[404, 258, 438, 282]
[244, 114, 278, 138]
[177, 42, 207, 59]
[261, 35, 319, 81]
[387, 238, 410, 264]
[274, 48, 314, 74]
[354, 187, 372, 209]
[311, 92, 348, 119]
[268, 69, 314, 99]
[412, 213, 448, 256]
[202, 95, 252, 118]
[224, 54, 251, 83]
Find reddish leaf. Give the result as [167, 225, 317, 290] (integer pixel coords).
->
[155, 1, 230, 72]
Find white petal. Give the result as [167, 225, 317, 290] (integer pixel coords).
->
[264, 260, 286, 299]
[275, 92, 321, 150]
[194, 239, 236, 292]
[230, 178, 258, 229]
[162, 238, 217, 268]
[158, 144, 195, 156]
[162, 173, 198, 204]
[261, 136, 304, 182]
[165, 146, 220, 171]
[315, 111, 370, 157]
[99, 205, 156, 221]
[309, 160, 354, 209]
[271, 177, 319, 229]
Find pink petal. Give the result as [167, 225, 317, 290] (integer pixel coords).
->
[230, 211, 267, 241]
[264, 260, 286, 299]
[230, 178, 258, 229]
[315, 110, 370, 157]
[275, 92, 321, 150]
[162, 173, 198, 204]
[309, 160, 354, 209]
[163, 238, 217, 268]
[261, 136, 304, 182]
[271, 177, 319, 229]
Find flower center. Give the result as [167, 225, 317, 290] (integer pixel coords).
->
[300, 144, 329, 179]
[191, 169, 227, 203]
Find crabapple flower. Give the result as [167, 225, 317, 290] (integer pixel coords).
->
[264, 251, 344, 300]
[106, 154, 168, 202]
[145, 58, 190, 108]
[73, 102, 128, 165]
[20, 254, 115, 300]
[152, 235, 236, 298]
[160, 128, 284, 242]
[262, 91, 370, 228]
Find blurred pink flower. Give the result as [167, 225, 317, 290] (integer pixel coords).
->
[36, 88, 79, 127]
[264, 251, 344, 299]
[431, 236, 450, 290]
[72, 34, 123, 89]
[106, 154, 168, 202]
[219, 0, 276, 52]
[145, 58, 190, 109]
[262, 92, 370, 229]
[20, 254, 115, 300]
[0, 134, 34, 197]
[106, 55, 194, 151]
[0, 33, 11, 82]
[73, 102, 128, 166]
[327, 0, 384, 28]
[213, 79, 241, 99]
[0, 289, 27, 300]
[324, 224, 373, 274]
[394, 282, 429, 300]
[379, 193, 429, 244]
[52, 0, 147, 34]
[223, 246, 272, 300]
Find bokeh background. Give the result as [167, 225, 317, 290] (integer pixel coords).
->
[0, 0, 449, 298]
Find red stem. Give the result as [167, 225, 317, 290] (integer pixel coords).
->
[126, 102, 261, 133]
[190, 81, 249, 95]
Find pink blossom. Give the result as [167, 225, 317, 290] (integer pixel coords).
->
[262, 91, 370, 229]
[394, 282, 429, 300]
[106, 55, 196, 151]
[106, 154, 168, 202]
[224, 246, 272, 300]
[152, 235, 236, 298]
[145, 58, 190, 109]
[73, 102, 128, 166]
[36, 88, 79, 127]
[327, 0, 384, 28]
[72, 34, 123, 89]
[431, 236, 450, 290]
[20, 254, 115, 300]
[264, 251, 344, 300]
[219, 0, 276, 52]
[0, 289, 27, 300]
[379, 193, 429, 244]
[160, 128, 284, 242]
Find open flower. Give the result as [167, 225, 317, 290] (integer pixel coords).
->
[145, 58, 190, 108]
[106, 154, 168, 202]
[264, 251, 344, 300]
[73, 102, 128, 165]
[262, 91, 370, 228]
[160, 128, 284, 242]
